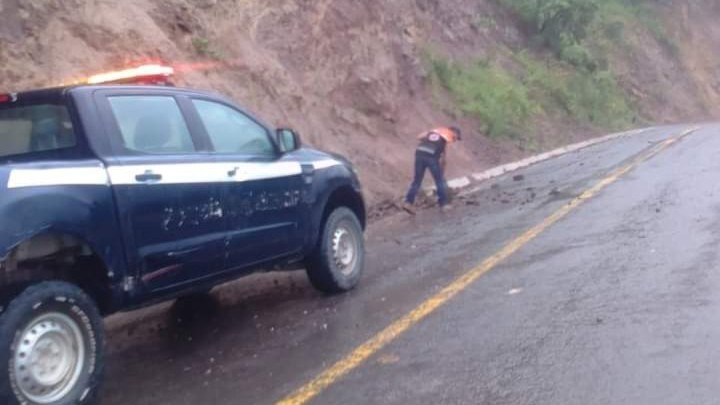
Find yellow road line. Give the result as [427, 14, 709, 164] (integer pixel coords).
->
[276, 127, 697, 405]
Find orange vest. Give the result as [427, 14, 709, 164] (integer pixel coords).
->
[431, 127, 458, 143]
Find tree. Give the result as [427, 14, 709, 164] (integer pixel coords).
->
[535, 0, 598, 51]
[503, 0, 599, 69]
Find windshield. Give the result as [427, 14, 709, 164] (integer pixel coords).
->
[0, 103, 76, 158]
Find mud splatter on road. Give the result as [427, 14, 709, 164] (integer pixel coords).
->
[101, 125, 720, 405]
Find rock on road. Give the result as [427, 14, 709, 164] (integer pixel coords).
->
[100, 124, 720, 405]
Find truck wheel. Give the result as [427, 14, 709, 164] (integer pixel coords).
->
[306, 207, 365, 293]
[0, 281, 104, 405]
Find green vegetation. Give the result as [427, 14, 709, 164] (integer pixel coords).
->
[518, 53, 633, 127]
[472, 15, 498, 31]
[593, 1, 678, 55]
[426, 0, 676, 139]
[428, 52, 634, 139]
[499, 0, 677, 68]
[429, 57, 534, 139]
[192, 36, 223, 60]
[499, 0, 598, 69]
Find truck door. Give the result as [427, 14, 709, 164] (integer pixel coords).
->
[188, 98, 305, 271]
[96, 90, 227, 292]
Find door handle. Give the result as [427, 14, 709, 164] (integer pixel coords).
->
[135, 170, 162, 182]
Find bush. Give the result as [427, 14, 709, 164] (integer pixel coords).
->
[500, 0, 677, 67]
[591, 0, 677, 53]
[565, 70, 634, 127]
[517, 53, 633, 129]
[429, 58, 535, 139]
[427, 50, 635, 139]
[501, 0, 599, 62]
[559, 41, 596, 70]
[192, 37, 223, 60]
[535, 0, 598, 50]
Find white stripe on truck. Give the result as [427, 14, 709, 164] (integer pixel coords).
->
[107, 161, 303, 185]
[7, 166, 109, 188]
[7, 159, 340, 188]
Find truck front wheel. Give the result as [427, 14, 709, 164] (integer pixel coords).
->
[0, 281, 104, 405]
[306, 207, 365, 293]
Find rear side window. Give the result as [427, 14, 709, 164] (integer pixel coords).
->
[108, 96, 195, 154]
[0, 104, 76, 158]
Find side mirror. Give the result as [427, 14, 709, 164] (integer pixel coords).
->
[276, 128, 301, 153]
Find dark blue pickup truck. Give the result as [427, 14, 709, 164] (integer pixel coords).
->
[0, 85, 366, 405]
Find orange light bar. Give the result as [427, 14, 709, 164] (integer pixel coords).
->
[86, 64, 174, 85]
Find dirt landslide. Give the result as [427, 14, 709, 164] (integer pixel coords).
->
[1, 0, 719, 208]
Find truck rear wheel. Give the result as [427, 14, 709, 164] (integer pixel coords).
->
[0, 281, 104, 405]
[306, 207, 365, 293]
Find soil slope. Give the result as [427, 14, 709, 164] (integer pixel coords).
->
[1, 0, 718, 205]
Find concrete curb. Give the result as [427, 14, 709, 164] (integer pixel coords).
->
[425, 127, 650, 197]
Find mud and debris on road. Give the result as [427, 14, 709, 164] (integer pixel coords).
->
[2, 0, 720, 403]
[93, 125, 720, 405]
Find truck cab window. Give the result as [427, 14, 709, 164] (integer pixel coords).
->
[192, 99, 274, 156]
[0, 104, 76, 158]
[108, 96, 195, 154]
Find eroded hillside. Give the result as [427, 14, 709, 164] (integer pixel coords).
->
[1, 0, 718, 205]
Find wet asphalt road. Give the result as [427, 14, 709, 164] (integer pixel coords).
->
[99, 124, 720, 405]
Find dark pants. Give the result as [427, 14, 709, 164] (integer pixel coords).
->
[405, 152, 449, 206]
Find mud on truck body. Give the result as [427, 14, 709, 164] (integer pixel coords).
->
[0, 85, 366, 405]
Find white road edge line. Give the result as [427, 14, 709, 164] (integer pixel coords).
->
[423, 127, 654, 197]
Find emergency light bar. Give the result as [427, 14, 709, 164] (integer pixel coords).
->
[86, 64, 174, 85]
[0, 92, 17, 103]
[59, 64, 176, 87]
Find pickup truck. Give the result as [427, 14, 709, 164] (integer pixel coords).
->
[0, 85, 366, 405]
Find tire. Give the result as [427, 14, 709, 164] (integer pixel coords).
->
[0, 281, 105, 405]
[306, 207, 365, 293]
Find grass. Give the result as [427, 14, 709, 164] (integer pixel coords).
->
[498, 0, 678, 62]
[423, 0, 668, 140]
[594, 0, 678, 55]
[516, 52, 635, 128]
[427, 51, 635, 140]
[429, 57, 535, 139]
